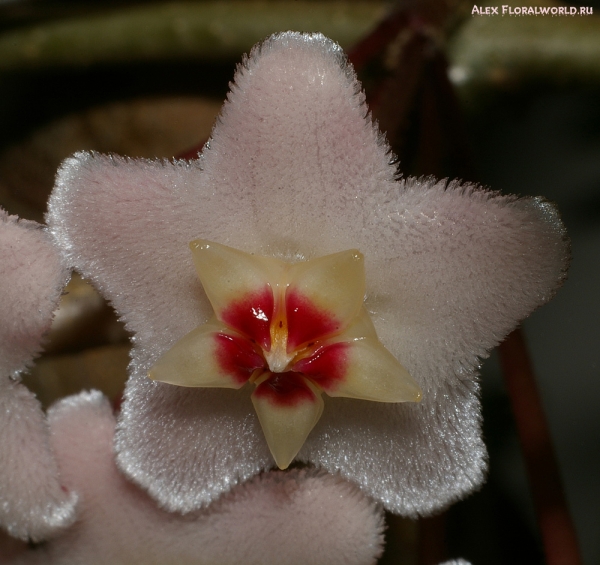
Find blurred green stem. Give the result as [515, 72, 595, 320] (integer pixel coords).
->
[447, 0, 600, 108]
[0, 1, 389, 69]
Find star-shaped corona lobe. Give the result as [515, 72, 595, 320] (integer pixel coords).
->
[149, 240, 421, 469]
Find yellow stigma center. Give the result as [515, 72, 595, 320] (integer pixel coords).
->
[264, 285, 293, 373]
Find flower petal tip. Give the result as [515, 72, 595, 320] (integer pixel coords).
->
[252, 374, 324, 470]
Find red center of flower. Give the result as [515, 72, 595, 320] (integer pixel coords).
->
[214, 333, 265, 386]
[215, 287, 349, 404]
[285, 288, 341, 352]
[221, 287, 274, 351]
[290, 342, 348, 391]
[253, 372, 317, 407]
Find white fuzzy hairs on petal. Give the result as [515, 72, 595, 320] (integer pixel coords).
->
[0, 210, 69, 377]
[46, 32, 568, 517]
[0, 381, 78, 542]
[0, 209, 77, 541]
[203, 32, 397, 257]
[2, 390, 385, 565]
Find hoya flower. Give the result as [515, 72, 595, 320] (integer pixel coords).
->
[47, 32, 568, 518]
[0, 209, 77, 541]
[2, 389, 384, 565]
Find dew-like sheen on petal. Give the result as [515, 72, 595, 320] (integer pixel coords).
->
[190, 239, 284, 350]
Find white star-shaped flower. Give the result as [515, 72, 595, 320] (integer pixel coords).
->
[47, 32, 568, 517]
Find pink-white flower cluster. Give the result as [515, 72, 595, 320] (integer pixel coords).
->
[0, 31, 568, 564]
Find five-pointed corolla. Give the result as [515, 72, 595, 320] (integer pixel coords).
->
[150, 240, 421, 469]
[46, 32, 569, 517]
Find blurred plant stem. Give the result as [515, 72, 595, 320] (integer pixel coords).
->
[0, 1, 389, 69]
[448, 0, 600, 109]
[1, 0, 599, 114]
[499, 329, 583, 565]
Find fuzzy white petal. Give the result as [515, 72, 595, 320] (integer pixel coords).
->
[46, 33, 568, 516]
